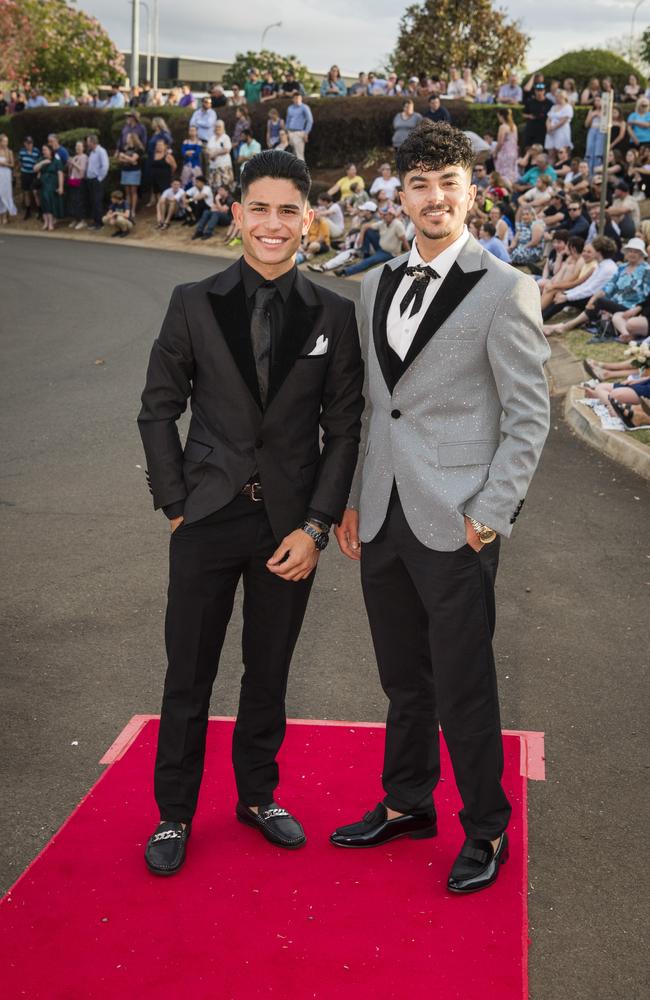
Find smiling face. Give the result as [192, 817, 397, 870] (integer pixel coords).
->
[232, 177, 313, 278]
[399, 164, 476, 255]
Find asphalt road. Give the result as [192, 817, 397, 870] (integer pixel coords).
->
[1, 235, 648, 999]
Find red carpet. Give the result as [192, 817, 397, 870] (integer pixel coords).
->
[1, 719, 542, 999]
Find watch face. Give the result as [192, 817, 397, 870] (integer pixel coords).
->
[316, 533, 329, 551]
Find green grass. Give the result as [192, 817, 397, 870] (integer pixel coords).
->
[564, 328, 630, 364]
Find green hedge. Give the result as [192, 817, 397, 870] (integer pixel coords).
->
[534, 49, 646, 93]
[2, 98, 638, 171]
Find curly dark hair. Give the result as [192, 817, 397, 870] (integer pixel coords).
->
[395, 121, 474, 179]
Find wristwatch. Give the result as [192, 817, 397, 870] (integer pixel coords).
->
[301, 520, 330, 551]
[467, 517, 497, 545]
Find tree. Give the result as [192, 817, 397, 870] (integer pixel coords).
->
[390, 0, 529, 83]
[222, 50, 317, 94]
[0, 0, 125, 92]
[641, 27, 650, 70]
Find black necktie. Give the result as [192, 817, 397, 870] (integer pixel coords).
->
[251, 284, 276, 408]
[399, 264, 441, 317]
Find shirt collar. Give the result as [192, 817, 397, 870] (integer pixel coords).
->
[408, 226, 469, 280]
[240, 257, 297, 303]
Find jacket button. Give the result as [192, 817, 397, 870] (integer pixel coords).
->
[255, 438, 264, 448]
[391, 409, 401, 419]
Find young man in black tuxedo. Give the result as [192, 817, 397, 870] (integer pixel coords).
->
[138, 151, 364, 874]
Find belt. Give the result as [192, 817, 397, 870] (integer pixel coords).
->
[241, 481, 263, 502]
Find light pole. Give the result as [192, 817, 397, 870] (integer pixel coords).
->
[130, 0, 140, 87]
[260, 21, 282, 51]
[140, 1, 152, 83]
[629, 0, 647, 62]
[153, 0, 159, 90]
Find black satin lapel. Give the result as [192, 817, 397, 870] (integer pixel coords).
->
[207, 283, 262, 408]
[268, 291, 322, 402]
[401, 261, 487, 372]
[373, 262, 407, 394]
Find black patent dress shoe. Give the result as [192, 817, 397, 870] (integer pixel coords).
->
[236, 801, 306, 849]
[447, 832, 509, 894]
[144, 820, 191, 876]
[330, 802, 437, 848]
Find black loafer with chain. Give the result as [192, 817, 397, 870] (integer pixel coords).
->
[144, 820, 191, 876]
[236, 801, 306, 849]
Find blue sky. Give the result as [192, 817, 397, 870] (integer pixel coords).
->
[80, 1, 648, 76]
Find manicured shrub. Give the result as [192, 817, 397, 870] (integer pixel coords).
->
[534, 50, 646, 93]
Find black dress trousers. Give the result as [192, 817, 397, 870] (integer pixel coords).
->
[154, 496, 314, 822]
[360, 491, 511, 841]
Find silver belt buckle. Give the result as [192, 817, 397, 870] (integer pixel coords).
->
[249, 482, 263, 502]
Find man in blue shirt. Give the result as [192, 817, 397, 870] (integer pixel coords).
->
[106, 84, 126, 109]
[284, 92, 313, 162]
[190, 97, 218, 143]
[26, 89, 48, 108]
[86, 135, 110, 229]
[479, 221, 511, 263]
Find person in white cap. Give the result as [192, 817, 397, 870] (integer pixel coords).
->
[543, 237, 650, 341]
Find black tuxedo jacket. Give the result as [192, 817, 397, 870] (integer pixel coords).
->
[138, 260, 364, 541]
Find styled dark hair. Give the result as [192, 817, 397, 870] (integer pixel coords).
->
[567, 236, 585, 253]
[395, 121, 474, 179]
[240, 148, 311, 200]
[591, 235, 617, 259]
[481, 220, 496, 237]
[553, 229, 571, 242]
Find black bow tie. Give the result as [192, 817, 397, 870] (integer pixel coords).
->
[400, 264, 441, 317]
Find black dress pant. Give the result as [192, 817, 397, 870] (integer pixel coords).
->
[87, 178, 105, 226]
[154, 496, 314, 822]
[542, 296, 589, 322]
[360, 493, 511, 841]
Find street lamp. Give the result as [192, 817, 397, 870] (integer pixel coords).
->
[629, 0, 647, 62]
[260, 21, 282, 51]
[130, 0, 140, 87]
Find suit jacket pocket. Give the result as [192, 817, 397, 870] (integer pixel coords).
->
[438, 440, 495, 467]
[183, 438, 213, 463]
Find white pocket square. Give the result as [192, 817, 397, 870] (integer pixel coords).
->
[308, 335, 328, 357]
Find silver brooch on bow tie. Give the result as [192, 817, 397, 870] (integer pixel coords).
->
[409, 267, 429, 280]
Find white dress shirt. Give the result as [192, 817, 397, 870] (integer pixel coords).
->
[387, 227, 470, 360]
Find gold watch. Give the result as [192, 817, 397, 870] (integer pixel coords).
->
[468, 517, 497, 545]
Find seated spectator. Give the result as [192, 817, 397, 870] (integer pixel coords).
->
[276, 129, 296, 155]
[627, 97, 650, 150]
[308, 202, 378, 272]
[447, 67, 466, 99]
[207, 121, 234, 188]
[609, 290, 650, 343]
[542, 190, 569, 233]
[260, 70, 279, 103]
[336, 204, 410, 276]
[545, 90, 573, 161]
[564, 199, 591, 239]
[102, 189, 133, 237]
[624, 75, 642, 102]
[228, 84, 247, 107]
[182, 175, 214, 225]
[386, 73, 401, 96]
[583, 352, 649, 382]
[606, 181, 641, 240]
[479, 220, 511, 262]
[545, 238, 649, 335]
[425, 95, 451, 124]
[542, 235, 619, 328]
[156, 179, 185, 230]
[295, 212, 331, 263]
[497, 73, 523, 105]
[475, 81, 494, 105]
[180, 125, 203, 187]
[472, 162, 490, 191]
[341, 179, 368, 214]
[374, 187, 398, 218]
[190, 97, 218, 143]
[538, 229, 571, 284]
[519, 173, 555, 213]
[629, 146, 650, 198]
[584, 373, 650, 425]
[585, 202, 621, 249]
[565, 161, 591, 198]
[510, 206, 546, 266]
[191, 185, 234, 241]
[349, 73, 368, 97]
[315, 192, 345, 240]
[489, 204, 515, 247]
[237, 130, 262, 171]
[328, 163, 363, 201]
[178, 84, 196, 109]
[266, 108, 285, 149]
[393, 99, 423, 150]
[514, 153, 557, 196]
[539, 235, 593, 309]
[370, 163, 401, 202]
[117, 133, 144, 220]
[244, 68, 263, 106]
[320, 66, 346, 98]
